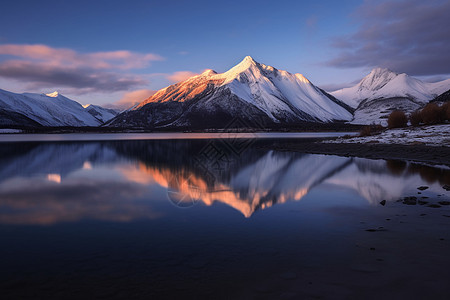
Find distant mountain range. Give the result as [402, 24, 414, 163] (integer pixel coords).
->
[1, 56, 449, 129]
[331, 68, 450, 124]
[0, 89, 118, 127]
[332, 68, 450, 108]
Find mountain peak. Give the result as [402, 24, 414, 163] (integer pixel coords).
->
[201, 69, 217, 76]
[295, 73, 310, 84]
[243, 55, 256, 63]
[358, 67, 399, 92]
[235, 56, 258, 68]
[46, 91, 60, 97]
[330, 66, 449, 111]
[218, 56, 263, 84]
[369, 67, 398, 77]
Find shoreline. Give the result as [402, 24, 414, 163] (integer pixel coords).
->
[269, 141, 450, 167]
[0, 130, 448, 167]
[0, 132, 354, 143]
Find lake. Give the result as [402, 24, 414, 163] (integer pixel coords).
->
[0, 137, 449, 299]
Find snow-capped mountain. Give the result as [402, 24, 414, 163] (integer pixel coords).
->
[0, 89, 116, 127]
[331, 68, 450, 125]
[83, 104, 119, 124]
[331, 68, 450, 108]
[0, 108, 41, 128]
[107, 56, 353, 129]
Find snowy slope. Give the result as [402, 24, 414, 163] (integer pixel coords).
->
[83, 104, 119, 124]
[351, 97, 423, 126]
[109, 56, 353, 128]
[218, 56, 352, 122]
[330, 68, 450, 125]
[331, 68, 450, 109]
[428, 79, 450, 95]
[0, 89, 113, 127]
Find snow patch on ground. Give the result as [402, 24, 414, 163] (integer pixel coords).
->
[349, 97, 422, 126]
[326, 124, 450, 147]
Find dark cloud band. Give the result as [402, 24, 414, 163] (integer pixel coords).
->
[327, 0, 450, 76]
[0, 61, 147, 92]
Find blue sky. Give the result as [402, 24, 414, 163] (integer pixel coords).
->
[0, 0, 448, 106]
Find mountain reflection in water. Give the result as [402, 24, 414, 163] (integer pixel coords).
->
[0, 139, 448, 224]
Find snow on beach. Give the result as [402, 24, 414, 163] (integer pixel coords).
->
[327, 124, 450, 147]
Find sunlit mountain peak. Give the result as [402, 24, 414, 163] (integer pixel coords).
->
[295, 73, 310, 84]
[242, 55, 257, 65]
[222, 55, 260, 79]
[201, 69, 217, 76]
[46, 91, 60, 97]
[111, 55, 353, 127]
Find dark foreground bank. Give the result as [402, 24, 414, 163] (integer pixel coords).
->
[268, 141, 450, 166]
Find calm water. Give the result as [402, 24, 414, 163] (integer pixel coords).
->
[0, 131, 354, 142]
[0, 138, 449, 299]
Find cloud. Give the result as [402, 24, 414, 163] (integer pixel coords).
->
[0, 60, 148, 93]
[115, 89, 156, 109]
[327, 0, 450, 76]
[0, 44, 163, 93]
[167, 71, 198, 83]
[0, 44, 163, 70]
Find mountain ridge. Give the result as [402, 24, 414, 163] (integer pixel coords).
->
[107, 56, 353, 129]
[0, 89, 117, 127]
[331, 68, 450, 108]
[330, 68, 450, 125]
[2, 58, 450, 130]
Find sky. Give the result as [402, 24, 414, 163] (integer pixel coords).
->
[0, 0, 449, 107]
